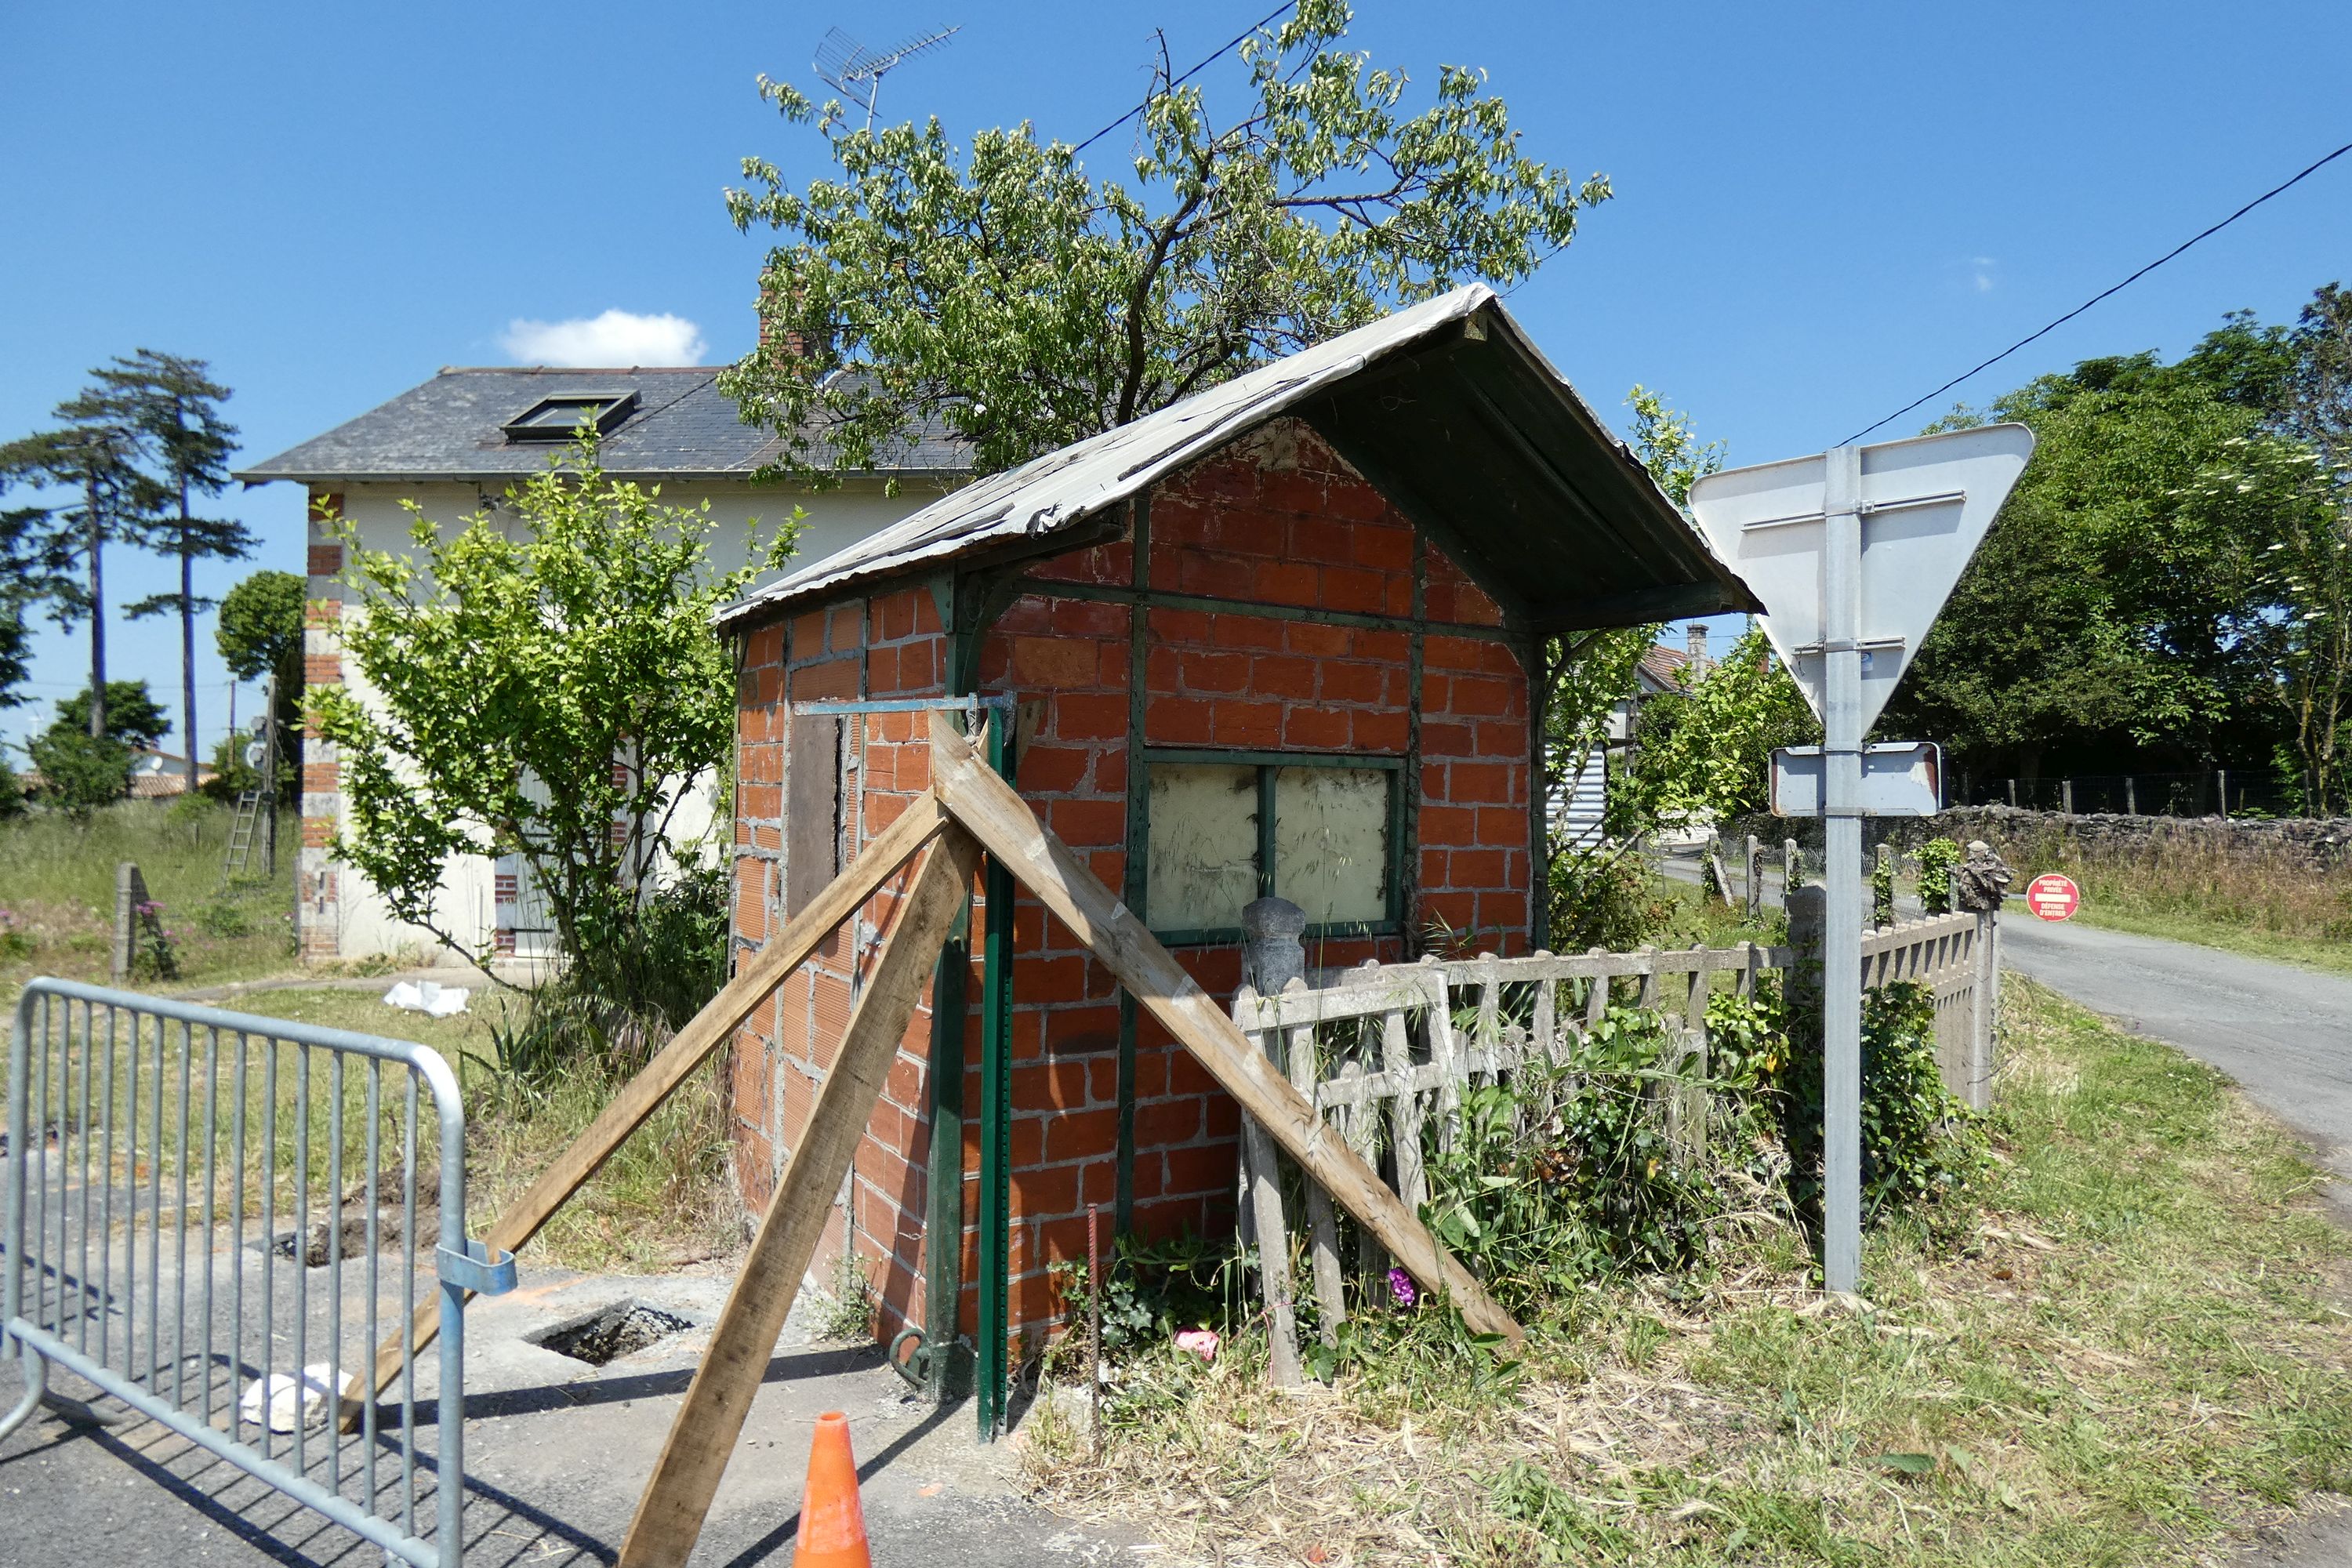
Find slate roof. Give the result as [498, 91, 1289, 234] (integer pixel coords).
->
[235, 367, 970, 485]
[717, 285, 1759, 635]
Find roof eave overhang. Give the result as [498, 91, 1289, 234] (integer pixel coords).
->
[714, 290, 1759, 637]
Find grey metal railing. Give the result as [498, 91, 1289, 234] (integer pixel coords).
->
[1, 978, 515, 1566]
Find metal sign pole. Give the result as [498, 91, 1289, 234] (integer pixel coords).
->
[1819, 445, 1864, 1295]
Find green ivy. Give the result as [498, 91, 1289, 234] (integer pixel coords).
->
[1917, 837, 1965, 915]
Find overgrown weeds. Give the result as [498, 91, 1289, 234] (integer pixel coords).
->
[1024, 981, 2352, 1564]
[1976, 816, 2352, 970]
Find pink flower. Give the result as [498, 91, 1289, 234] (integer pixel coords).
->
[1174, 1328, 1219, 1363]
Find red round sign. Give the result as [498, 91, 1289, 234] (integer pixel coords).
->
[2025, 873, 2080, 922]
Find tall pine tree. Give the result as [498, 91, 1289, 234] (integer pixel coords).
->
[103, 352, 247, 793]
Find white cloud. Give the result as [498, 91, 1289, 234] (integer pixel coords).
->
[1969, 256, 1998, 292]
[499, 309, 707, 367]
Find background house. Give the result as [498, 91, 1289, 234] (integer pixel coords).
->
[237, 366, 970, 964]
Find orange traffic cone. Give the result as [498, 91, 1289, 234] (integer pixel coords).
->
[794, 1410, 872, 1568]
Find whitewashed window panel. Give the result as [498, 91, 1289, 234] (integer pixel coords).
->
[1273, 766, 1389, 925]
[1146, 764, 1260, 931]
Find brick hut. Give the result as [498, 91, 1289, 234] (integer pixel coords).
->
[713, 285, 1755, 1412]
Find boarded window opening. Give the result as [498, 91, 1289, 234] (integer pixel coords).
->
[1145, 754, 1396, 938]
[1145, 763, 1258, 933]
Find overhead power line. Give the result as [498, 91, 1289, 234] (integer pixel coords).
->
[1071, 2, 1298, 158]
[1844, 136, 2352, 444]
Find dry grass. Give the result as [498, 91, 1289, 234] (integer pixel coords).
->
[1020, 980, 2352, 1566]
[0, 799, 302, 1002]
[1973, 821, 2352, 973]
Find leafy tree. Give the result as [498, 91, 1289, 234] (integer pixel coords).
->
[723, 0, 1610, 483]
[0, 503, 74, 713]
[216, 568, 306, 758]
[0, 384, 154, 738]
[1542, 387, 1726, 840]
[25, 726, 131, 822]
[312, 437, 797, 1010]
[102, 351, 248, 795]
[1881, 329, 2294, 785]
[25, 681, 165, 818]
[1621, 626, 1816, 831]
[50, 681, 172, 751]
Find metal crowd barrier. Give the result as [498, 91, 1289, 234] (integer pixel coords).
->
[2, 978, 515, 1567]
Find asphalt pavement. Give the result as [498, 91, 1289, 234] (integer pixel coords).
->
[1997, 914, 2352, 1181]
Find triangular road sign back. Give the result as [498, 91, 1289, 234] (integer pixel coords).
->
[1686, 424, 2034, 735]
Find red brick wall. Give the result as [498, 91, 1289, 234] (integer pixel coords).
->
[726, 418, 1534, 1352]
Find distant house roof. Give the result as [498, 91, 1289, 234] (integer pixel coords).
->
[236, 366, 971, 486]
[717, 285, 1759, 635]
[1637, 644, 1694, 692]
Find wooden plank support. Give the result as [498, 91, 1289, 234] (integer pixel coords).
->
[924, 710, 1525, 1348]
[348, 793, 952, 1420]
[618, 826, 985, 1568]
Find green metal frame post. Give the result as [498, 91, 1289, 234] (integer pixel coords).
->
[1115, 496, 1150, 1236]
[977, 713, 1017, 1437]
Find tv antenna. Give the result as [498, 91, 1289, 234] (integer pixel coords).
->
[813, 24, 961, 130]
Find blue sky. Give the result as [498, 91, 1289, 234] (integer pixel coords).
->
[5, 0, 2349, 759]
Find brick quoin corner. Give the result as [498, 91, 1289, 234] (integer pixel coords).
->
[727, 419, 1535, 1359]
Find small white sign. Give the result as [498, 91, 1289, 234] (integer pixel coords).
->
[1769, 742, 1943, 818]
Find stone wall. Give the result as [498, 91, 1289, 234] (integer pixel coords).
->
[1740, 805, 2352, 873]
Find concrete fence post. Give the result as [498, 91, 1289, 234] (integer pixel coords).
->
[1745, 834, 1763, 920]
[2061, 779, 2074, 817]
[111, 862, 151, 984]
[1969, 902, 1998, 1112]
[1236, 896, 1308, 1271]
[1783, 837, 1800, 892]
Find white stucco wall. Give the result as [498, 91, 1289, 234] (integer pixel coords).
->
[307, 473, 946, 964]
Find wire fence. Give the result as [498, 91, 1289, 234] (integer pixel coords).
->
[1959, 770, 2306, 820]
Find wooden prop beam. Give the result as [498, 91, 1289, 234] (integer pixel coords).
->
[619, 827, 984, 1568]
[349, 793, 952, 1420]
[923, 710, 1523, 1347]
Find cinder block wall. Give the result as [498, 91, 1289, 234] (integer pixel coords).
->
[727, 419, 1535, 1354]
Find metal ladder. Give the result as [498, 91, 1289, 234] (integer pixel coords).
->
[220, 789, 264, 884]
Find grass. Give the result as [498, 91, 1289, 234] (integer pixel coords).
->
[1, 799, 739, 1278]
[1022, 979, 2352, 1565]
[1962, 820, 2352, 975]
[0, 797, 301, 1002]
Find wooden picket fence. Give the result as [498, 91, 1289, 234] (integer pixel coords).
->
[1228, 908, 1996, 1381]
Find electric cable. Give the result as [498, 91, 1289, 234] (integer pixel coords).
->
[1070, 2, 1298, 158]
[1843, 136, 2352, 444]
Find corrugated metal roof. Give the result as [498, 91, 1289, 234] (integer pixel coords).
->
[715, 285, 1759, 634]
[234, 366, 971, 485]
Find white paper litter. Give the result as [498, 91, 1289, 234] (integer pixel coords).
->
[238, 1363, 358, 1433]
[383, 980, 469, 1018]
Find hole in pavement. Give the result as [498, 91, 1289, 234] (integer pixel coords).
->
[528, 1301, 694, 1367]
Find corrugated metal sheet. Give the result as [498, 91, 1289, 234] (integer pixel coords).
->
[714, 283, 1759, 633]
[716, 287, 1501, 628]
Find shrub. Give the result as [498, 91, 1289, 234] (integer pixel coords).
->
[26, 725, 132, 819]
[1421, 1000, 1785, 1305]
[1917, 836, 1965, 915]
[1543, 843, 1681, 954]
[1776, 979, 1985, 1228]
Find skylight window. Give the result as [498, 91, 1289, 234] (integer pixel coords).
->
[502, 390, 639, 442]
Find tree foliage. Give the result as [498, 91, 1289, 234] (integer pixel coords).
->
[722, 0, 1608, 483]
[1620, 626, 1817, 832]
[311, 437, 797, 994]
[101, 351, 247, 793]
[216, 568, 307, 750]
[1882, 287, 2352, 809]
[0, 385, 153, 737]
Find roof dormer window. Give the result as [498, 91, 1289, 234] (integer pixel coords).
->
[501, 390, 639, 442]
